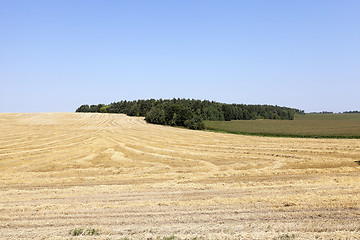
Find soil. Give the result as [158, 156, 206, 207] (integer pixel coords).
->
[0, 113, 359, 239]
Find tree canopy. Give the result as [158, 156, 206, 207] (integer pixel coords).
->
[76, 98, 303, 130]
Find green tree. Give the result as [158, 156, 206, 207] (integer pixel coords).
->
[184, 115, 205, 130]
[100, 106, 108, 113]
[76, 105, 90, 112]
[145, 106, 166, 125]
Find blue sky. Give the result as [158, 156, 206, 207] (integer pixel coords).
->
[1, 0, 359, 113]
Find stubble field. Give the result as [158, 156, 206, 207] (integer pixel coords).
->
[0, 113, 359, 239]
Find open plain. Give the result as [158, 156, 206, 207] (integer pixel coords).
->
[0, 113, 359, 239]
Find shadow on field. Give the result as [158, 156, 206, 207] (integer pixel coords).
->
[355, 161, 360, 166]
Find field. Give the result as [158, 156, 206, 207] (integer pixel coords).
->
[204, 113, 360, 138]
[0, 113, 360, 239]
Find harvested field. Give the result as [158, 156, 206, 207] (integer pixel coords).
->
[0, 113, 359, 239]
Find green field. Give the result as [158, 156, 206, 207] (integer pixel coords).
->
[204, 113, 360, 138]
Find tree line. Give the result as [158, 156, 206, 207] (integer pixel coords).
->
[343, 111, 360, 114]
[309, 111, 360, 114]
[76, 99, 303, 130]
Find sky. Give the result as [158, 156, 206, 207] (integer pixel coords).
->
[0, 0, 359, 113]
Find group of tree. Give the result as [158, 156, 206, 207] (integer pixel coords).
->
[309, 111, 334, 114]
[76, 98, 303, 130]
[343, 111, 360, 114]
[308, 111, 360, 114]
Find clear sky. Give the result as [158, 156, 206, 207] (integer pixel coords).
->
[1, 0, 359, 113]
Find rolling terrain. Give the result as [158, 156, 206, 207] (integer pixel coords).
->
[0, 113, 359, 239]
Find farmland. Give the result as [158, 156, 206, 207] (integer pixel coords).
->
[0, 113, 360, 239]
[204, 113, 360, 138]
